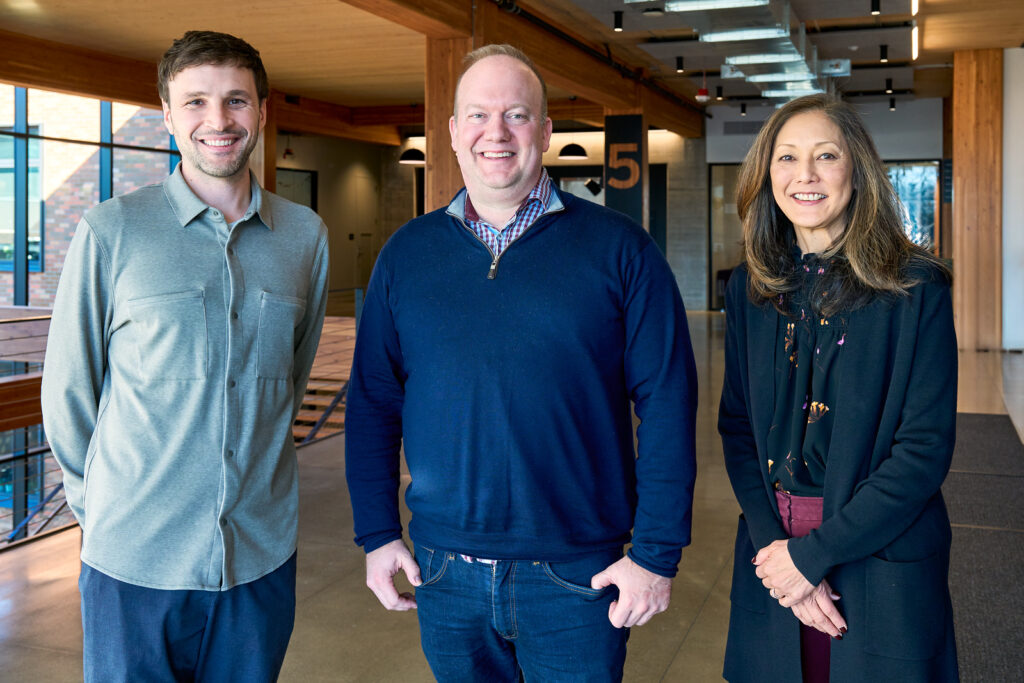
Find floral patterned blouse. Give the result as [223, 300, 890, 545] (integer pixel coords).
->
[765, 251, 848, 496]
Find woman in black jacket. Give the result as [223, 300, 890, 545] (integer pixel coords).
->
[719, 94, 959, 682]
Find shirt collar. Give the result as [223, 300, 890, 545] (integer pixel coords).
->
[163, 162, 272, 230]
[453, 168, 556, 225]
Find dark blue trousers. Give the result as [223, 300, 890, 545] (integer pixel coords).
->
[79, 554, 296, 683]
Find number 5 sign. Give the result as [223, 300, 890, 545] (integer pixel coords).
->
[604, 114, 644, 224]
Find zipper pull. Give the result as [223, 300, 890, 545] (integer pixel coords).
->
[487, 259, 498, 280]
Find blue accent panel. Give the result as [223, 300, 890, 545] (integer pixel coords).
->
[13, 88, 28, 305]
[100, 101, 112, 201]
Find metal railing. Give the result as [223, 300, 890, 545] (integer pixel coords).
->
[1, 444, 74, 545]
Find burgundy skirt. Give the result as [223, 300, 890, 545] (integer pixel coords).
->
[775, 490, 830, 683]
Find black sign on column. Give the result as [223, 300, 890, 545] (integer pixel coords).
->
[604, 114, 644, 224]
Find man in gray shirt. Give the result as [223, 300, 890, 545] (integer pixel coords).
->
[41, 31, 328, 681]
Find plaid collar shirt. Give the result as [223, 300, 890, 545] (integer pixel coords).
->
[463, 168, 553, 257]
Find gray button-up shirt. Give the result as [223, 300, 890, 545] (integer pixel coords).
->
[41, 164, 329, 590]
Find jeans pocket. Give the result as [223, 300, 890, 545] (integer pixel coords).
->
[414, 545, 451, 587]
[542, 561, 609, 600]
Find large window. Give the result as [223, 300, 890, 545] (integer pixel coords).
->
[0, 85, 180, 306]
[886, 161, 940, 251]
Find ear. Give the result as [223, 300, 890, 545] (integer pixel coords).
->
[540, 116, 553, 153]
[161, 100, 174, 137]
[449, 115, 457, 152]
[258, 98, 267, 134]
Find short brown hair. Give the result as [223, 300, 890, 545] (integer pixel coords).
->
[455, 44, 548, 119]
[736, 94, 949, 315]
[158, 31, 269, 103]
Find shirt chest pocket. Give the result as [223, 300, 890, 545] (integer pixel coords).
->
[127, 289, 208, 381]
[257, 291, 307, 380]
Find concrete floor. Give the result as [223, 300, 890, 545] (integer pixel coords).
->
[1, 312, 1021, 682]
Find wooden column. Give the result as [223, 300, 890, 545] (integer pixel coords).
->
[952, 49, 1003, 351]
[425, 37, 472, 212]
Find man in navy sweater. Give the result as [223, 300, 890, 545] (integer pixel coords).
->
[345, 44, 697, 681]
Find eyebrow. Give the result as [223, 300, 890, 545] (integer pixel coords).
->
[775, 140, 840, 148]
[180, 89, 252, 99]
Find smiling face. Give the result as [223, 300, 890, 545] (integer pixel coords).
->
[161, 63, 266, 184]
[770, 109, 854, 252]
[449, 55, 552, 208]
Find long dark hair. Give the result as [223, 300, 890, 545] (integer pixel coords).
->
[736, 94, 949, 316]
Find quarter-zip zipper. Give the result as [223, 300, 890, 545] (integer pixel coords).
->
[447, 202, 565, 280]
[451, 214, 501, 279]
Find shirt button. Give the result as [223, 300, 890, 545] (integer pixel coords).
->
[228, 380, 236, 388]
[227, 247, 234, 256]
[227, 450, 234, 458]
[231, 311, 239, 320]
[220, 518, 227, 526]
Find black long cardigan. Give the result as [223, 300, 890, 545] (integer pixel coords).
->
[718, 262, 959, 682]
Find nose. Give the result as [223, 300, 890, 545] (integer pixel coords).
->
[483, 114, 510, 141]
[796, 157, 819, 183]
[205, 102, 230, 132]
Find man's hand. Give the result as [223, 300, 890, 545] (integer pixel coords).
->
[365, 539, 421, 611]
[753, 539, 815, 607]
[590, 555, 672, 628]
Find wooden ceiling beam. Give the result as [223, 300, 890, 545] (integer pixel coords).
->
[338, 0, 472, 39]
[0, 29, 158, 107]
[351, 104, 426, 127]
[272, 91, 401, 146]
[546, 98, 604, 128]
[343, 1, 701, 136]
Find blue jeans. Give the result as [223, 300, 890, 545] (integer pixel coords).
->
[79, 554, 296, 683]
[413, 544, 628, 682]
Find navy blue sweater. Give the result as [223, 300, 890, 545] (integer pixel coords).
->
[345, 188, 697, 577]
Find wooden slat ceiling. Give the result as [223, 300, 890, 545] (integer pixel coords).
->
[0, 0, 1021, 112]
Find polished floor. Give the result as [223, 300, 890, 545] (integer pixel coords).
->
[1, 312, 1022, 682]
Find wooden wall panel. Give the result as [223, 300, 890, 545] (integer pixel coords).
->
[0, 372, 42, 432]
[952, 49, 1003, 351]
[424, 37, 471, 212]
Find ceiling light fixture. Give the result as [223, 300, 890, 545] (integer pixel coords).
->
[665, 0, 769, 10]
[716, 85, 724, 100]
[912, 0, 918, 16]
[871, 0, 880, 16]
[642, 7, 665, 17]
[696, 71, 711, 103]
[880, 44, 888, 63]
[676, 56, 685, 73]
[700, 26, 789, 43]
[557, 143, 588, 161]
[398, 148, 425, 165]
[558, 96, 588, 161]
[613, 10, 623, 32]
[889, 97, 896, 111]
[885, 77, 893, 94]
[740, 103, 747, 116]
[912, 22, 919, 60]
